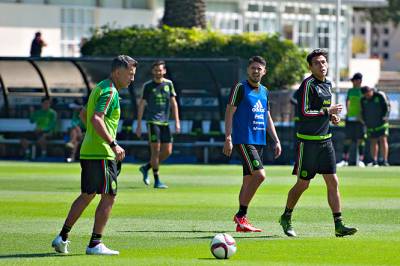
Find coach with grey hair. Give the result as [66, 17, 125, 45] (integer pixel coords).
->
[52, 55, 138, 255]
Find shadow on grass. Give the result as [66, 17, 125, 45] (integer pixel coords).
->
[118, 230, 235, 233]
[0, 252, 82, 259]
[189, 235, 280, 239]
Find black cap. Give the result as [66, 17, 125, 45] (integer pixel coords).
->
[351, 72, 363, 81]
[361, 86, 372, 94]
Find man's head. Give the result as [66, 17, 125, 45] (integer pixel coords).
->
[35, 32, 41, 38]
[361, 86, 374, 99]
[351, 72, 363, 88]
[41, 97, 51, 110]
[307, 49, 328, 80]
[247, 56, 267, 84]
[111, 55, 138, 90]
[151, 60, 167, 81]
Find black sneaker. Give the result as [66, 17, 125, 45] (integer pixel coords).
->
[279, 214, 296, 237]
[335, 221, 358, 237]
[139, 165, 150, 185]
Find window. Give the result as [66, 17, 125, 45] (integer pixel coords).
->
[125, 0, 148, 9]
[373, 41, 379, 47]
[317, 22, 330, 49]
[384, 28, 389, 34]
[383, 40, 389, 47]
[299, 7, 311, 14]
[99, 0, 123, 8]
[248, 3, 258, 12]
[298, 20, 312, 48]
[49, 0, 96, 6]
[284, 6, 295, 14]
[61, 7, 94, 57]
[360, 28, 365, 35]
[207, 1, 238, 12]
[320, 8, 330, 15]
[262, 5, 275, 13]
[383, 53, 389, 59]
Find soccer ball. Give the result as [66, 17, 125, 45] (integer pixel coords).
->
[210, 233, 237, 259]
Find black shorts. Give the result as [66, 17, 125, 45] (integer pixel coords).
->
[80, 159, 121, 195]
[292, 139, 336, 180]
[24, 130, 52, 141]
[345, 121, 365, 140]
[234, 144, 264, 176]
[367, 128, 389, 138]
[147, 123, 172, 143]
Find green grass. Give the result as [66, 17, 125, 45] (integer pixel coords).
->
[0, 161, 399, 265]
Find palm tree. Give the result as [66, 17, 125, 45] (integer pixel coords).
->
[161, 0, 206, 28]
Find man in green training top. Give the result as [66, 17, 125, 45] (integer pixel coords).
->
[20, 97, 57, 159]
[337, 73, 366, 167]
[136, 60, 180, 189]
[51, 55, 137, 255]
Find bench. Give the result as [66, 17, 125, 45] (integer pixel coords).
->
[0, 119, 225, 163]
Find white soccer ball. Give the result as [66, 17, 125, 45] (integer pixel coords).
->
[210, 233, 237, 259]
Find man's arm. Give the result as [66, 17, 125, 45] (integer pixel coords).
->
[135, 99, 146, 138]
[223, 104, 236, 157]
[170, 96, 180, 133]
[91, 111, 125, 161]
[266, 112, 281, 159]
[79, 107, 87, 127]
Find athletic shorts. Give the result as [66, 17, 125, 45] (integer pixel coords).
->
[292, 139, 336, 180]
[147, 123, 172, 143]
[367, 127, 389, 138]
[234, 144, 264, 176]
[345, 121, 365, 140]
[80, 159, 121, 195]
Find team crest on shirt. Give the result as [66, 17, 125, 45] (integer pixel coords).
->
[111, 181, 117, 190]
[164, 85, 170, 92]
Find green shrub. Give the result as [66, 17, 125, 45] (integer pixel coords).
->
[81, 26, 308, 90]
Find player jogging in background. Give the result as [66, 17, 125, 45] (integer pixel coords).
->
[136, 60, 180, 189]
[279, 49, 358, 237]
[51, 55, 137, 255]
[223, 55, 281, 232]
[337, 72, 366, 167]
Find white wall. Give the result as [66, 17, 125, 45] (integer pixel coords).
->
[96, 7, 157, 29]
[349, 58, 381, 87]
[0, 3, 62, 56]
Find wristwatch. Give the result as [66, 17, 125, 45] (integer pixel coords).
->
[109, 140, 117, 148]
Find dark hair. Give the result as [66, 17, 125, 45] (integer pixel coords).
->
[248, 56, 267, 67]
[41, 97, 50, 103]
[111, 55, 138, 72]
[361, 86, 373, 94]
[152, 60, 166, 68]
[35, 32, 41, 37]
[306, 49, 328, 65]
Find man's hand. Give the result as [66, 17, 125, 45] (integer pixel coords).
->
[175, 121, 181, 134]
[328, 104, 343, 115]
[330, 114, 341, 125]
[273, 141, 282, 159]
[135, 125, 142, 138]
[223, 138, 233, 157]
[112, 145, 125, 161]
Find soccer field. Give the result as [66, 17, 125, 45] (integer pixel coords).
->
[0, 162, 399, 265]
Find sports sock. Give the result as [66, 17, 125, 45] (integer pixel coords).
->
[333, 212, 342, 223]
[59, 224, 71, 241]
[283, 207, 293, 217]
[88, 233, 102, 248]
[236, 205, 248, 217]
[143, 162, 151, 171]
[153, 169, 159, 182]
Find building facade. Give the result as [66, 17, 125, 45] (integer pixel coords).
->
[0, 0, 386, 75]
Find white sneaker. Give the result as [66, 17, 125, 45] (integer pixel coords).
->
[51, 235, 70, 254]
[357, 161, 365, 167]
[337, 160, 348, 167]
[86, 243, 119, 255]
